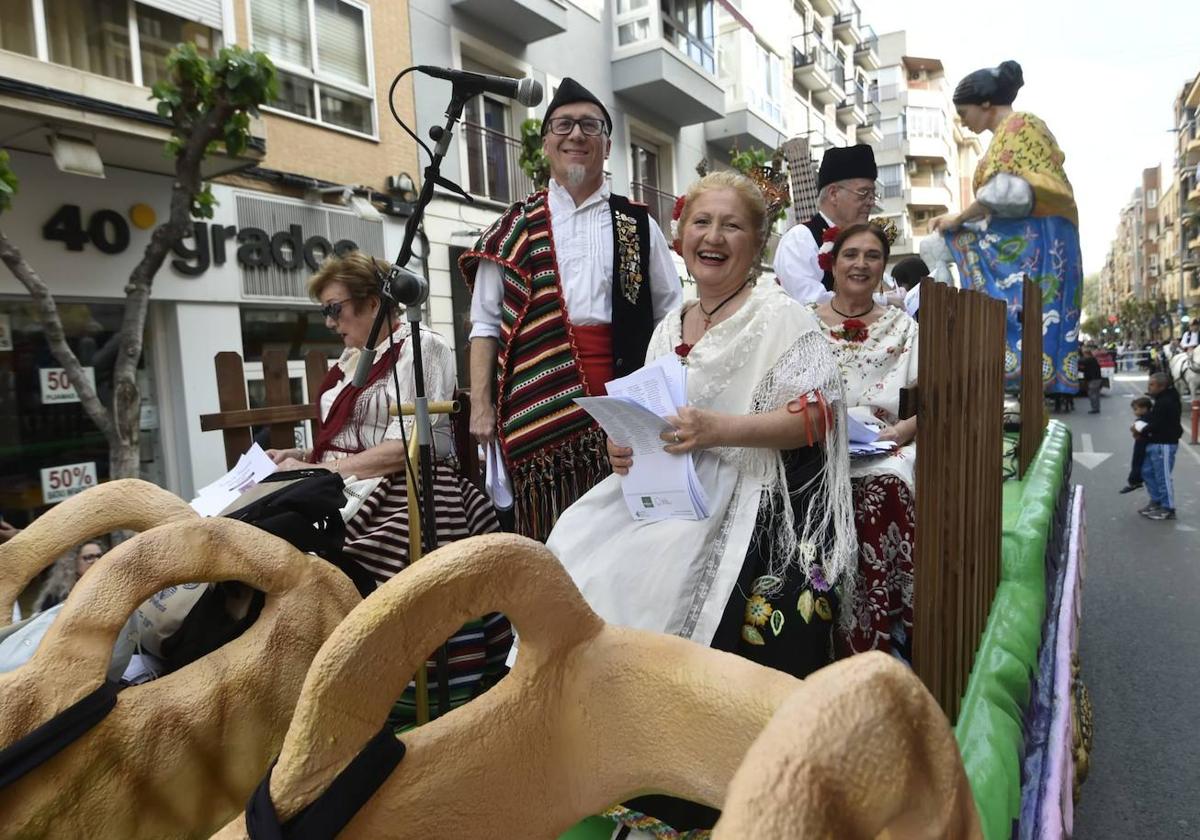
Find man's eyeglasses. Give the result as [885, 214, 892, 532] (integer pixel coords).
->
[545, 117, 607, 137]
[320, 299, 351, 320]
[838, 185, 878, 202]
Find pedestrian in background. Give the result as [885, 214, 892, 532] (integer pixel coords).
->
[1139, 372, 1183, 521]
[1079, 345, 1103, 414]
[33, 539, 106, 612]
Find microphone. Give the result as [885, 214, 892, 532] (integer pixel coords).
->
[352, 266, 430, 387]
[416, 66, 543, 107]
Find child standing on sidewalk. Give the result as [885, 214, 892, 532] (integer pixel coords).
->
[1119, 396, 1152, 494]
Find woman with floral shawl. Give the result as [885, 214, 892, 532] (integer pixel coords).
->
[931, 60, 1083, 395]
[812, 224, 919, 660]
[546, 171, 855, 836]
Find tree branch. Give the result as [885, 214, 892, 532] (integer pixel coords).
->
[0, 226, 115, 439]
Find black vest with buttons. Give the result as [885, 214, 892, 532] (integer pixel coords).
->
[607, 194, 655, 380]
[802, 214, 836, 293]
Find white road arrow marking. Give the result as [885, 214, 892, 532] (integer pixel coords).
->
[1073, 432, 1113, 470]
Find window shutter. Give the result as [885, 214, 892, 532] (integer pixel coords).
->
[249, 0, 311, 68]
[314, 0, 367, 87]
[137, 0, 223, 30]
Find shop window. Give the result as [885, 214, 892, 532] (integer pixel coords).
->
[0, 301, 162, 529]
[250, 0, 375, 135]
[239, 306, 344, 363]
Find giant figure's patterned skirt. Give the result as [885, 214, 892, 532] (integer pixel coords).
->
[837, 474, 915, 660]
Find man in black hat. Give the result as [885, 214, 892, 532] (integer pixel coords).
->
[460, 77, 682, 540]
[773, 144, 878, 302]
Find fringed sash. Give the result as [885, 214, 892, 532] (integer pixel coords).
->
[460, 191, 610, 539]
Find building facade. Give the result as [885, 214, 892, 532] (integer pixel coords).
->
[1171, 71, 1200, 316]
[404, 0, 890, 384]
[0, 0, 420, 524]
[871, 31, 979, 263]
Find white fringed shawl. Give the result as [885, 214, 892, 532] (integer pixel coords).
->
[547, 283, 855, 646]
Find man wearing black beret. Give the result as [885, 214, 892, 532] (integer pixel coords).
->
[773, 144, 878, 301]
[460, 78, 682, 540]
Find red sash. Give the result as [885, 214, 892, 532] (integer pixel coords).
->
[573, 324, 614, 396]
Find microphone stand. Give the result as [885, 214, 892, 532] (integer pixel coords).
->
[357, 85, 476, 719]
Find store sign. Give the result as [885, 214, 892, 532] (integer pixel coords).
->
[41, 205, 361, 277]
[40, 367, 97, 404]
[41, 461, 98, 504]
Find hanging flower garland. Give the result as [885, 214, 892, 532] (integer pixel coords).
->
[816, 225, 840, 272]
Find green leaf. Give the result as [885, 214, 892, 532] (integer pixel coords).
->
[797, 589, 814, 623]
[814, 596, 832, 622]
[740, 625, 765, 646]
[769, 608, 785, 637]
[751, 575, 782, 596]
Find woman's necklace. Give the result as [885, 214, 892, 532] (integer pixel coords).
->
[698, 280, 750, 330]
[830, 298, 875, 319]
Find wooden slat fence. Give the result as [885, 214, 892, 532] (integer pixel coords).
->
[1018, 278, 1045, 478]
[912, 279, 1007, 721]
[199, 350, 482, 485]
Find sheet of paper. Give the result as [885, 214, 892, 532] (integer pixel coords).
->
[846, 412, 883, 445]
[1133, 420, 1148, 433]
[190, 443, 279, 516]
[485, 442, 513, 510]
[618, 450, 706, 520]
[604, 364, 681, 419]
[575, 396, 673, 453]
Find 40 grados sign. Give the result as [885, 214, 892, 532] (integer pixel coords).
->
[42, 204, 363, 277]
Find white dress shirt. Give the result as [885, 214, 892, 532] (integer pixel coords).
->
[1182, 330, 1199, 350]
[772, 212, 833, 304]
[469, 178, 682, 339]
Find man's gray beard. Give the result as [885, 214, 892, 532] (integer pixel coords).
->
[565, 164, 588, 188]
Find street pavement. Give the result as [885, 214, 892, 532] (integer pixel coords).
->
[1069, 373, 1200, 838]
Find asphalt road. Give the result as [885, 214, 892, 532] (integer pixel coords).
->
[1068, 374, 1200, 839]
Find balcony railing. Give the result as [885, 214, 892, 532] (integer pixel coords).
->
[631, 181, 678, 233]
[863, 101, 881, 125]
[462, 122, 535, 205]
[792, 33, 837, 73]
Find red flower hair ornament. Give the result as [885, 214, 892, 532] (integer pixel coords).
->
[816, 226, 840, 272]
[670, 194, 687, 256]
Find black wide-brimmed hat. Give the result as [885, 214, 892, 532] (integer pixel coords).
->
[541, 77, 612, 135]
[818, 144, 878, 190]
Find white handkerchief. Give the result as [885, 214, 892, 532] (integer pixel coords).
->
[486, 442, 513, 510]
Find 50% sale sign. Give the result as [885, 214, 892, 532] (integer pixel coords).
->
[41, 462, 98, 504]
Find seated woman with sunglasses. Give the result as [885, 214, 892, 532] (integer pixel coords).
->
[268, 250, 499, 579]
[267, 252, 508, 723]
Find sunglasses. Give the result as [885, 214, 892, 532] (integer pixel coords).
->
[319, 298, 351, 320]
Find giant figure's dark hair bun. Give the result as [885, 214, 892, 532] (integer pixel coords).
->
[953, 60, 1024, 106]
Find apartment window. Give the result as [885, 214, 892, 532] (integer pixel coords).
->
[906, 106, 943, 139]
[631, 138, 674, 231]
[0, 0, 36, 55]
[661, 0, 715, 75]
[43, 0, 132, 81]
[462, 75, 530, 205]
[879, 163, 903, 199]
[1146, 188, 1158, 208]
[250, 0, 375, 135]
[615, 0, 652, 46]
[751, 42, 783, 125]
[11, 1, 219, 86]
[137, 5, 217, 87]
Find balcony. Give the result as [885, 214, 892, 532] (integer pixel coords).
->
[1187, 134, 1200, 166]
[1187, 74, 1200, 109]
[791, 37, 838, 104]
[612, 43, 724, 126]
[832, 13, 860, 46]
[0, 51, 264, 178]
[904, 134, 953, 165]
[809, 0, 841, 16]
[705, 106, 784, 154]
[835, 92, 865, 127]
[1188, 184, 1200, 207]
[857, 101, 882, 143]
[631, 181, 677, 233]
[906, 183, 953, 211]
[462, 122, 536, 205]
[854, 27, 879, 70]
[450, 0, 567, 43]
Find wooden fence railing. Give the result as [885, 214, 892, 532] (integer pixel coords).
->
[199, 350, 481, 486]
[1018, 278, 1045, 478]
[912, 280, 1007, 721]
